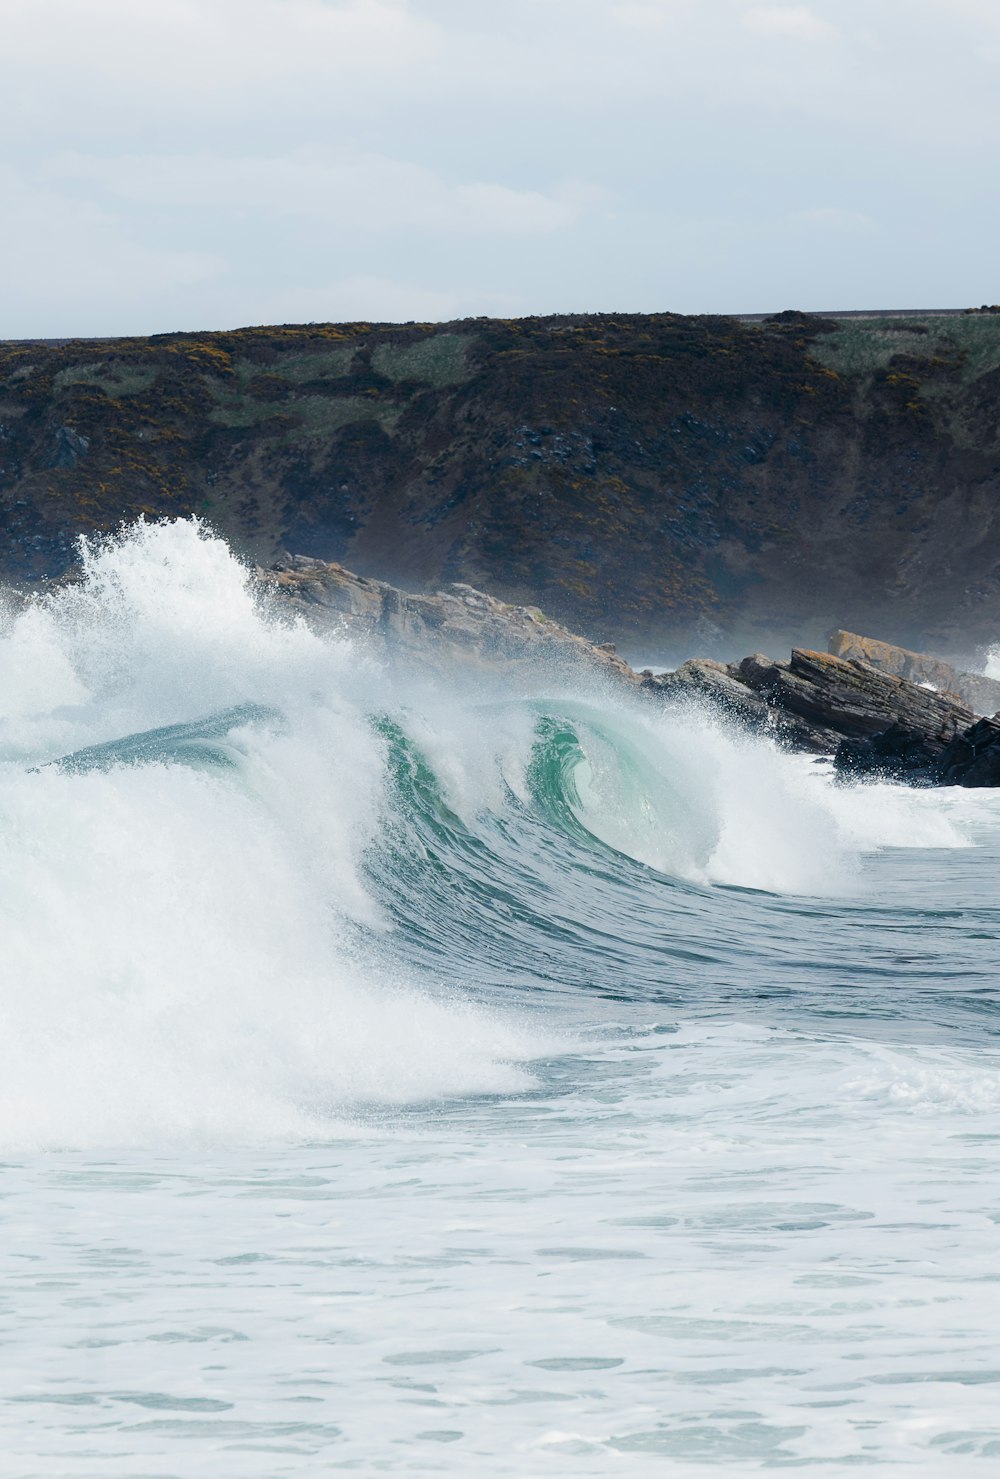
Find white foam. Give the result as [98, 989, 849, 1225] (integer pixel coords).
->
[555, 700, 971, 895]
[0, 520, 539, 1151]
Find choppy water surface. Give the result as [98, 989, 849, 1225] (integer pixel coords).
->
[2, 520, 1000, 1475]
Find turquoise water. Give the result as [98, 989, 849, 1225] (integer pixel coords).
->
[2, 520, 1000, 1475]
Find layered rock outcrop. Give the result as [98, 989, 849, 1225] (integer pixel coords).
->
[644, 647, 976, 767]
[828, 630, 1000, 716]
[257, 554, 638, 686]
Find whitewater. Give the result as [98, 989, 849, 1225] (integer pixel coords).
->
[3, 519, 1000, 1476]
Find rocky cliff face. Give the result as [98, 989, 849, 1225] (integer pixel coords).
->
[3, 309, 1000, 655]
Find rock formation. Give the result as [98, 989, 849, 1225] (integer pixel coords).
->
[259, 562, 1000, 787]
[828, 629, 1000, 716]
[643, 647, 976, 766]
[12, 544, 1000, 787]
[937, 717, 1000, 787]
[257, 555, 638, 687]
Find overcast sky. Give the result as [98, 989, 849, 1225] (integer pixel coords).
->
[3, 0, 997, 335]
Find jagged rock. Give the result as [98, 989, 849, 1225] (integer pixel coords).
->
[257, 555, 640, 686]
[728, 652, 844, 752]
[937, 716, 1000, 787]
[737, 648, 974, 757]
[834, 724, 947, 784]
[643, 659, 772, 722]
[643, 645, 978, 766]
[643, 658, 833, 750]
[647, 640, 1000, 788]
[828, 629, 1000, 716]
[828, 630, 959, 692]
[249, 567, 1000, 790]
[47, 426, 90, 470]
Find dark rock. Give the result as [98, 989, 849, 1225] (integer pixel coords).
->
[937, 716, 1000, 787]
[834, 723, 945, 784]
[643, 658, 777, 730]
[739, 648, 973, 755]
[258, 569, 1000, 790]
[645, 638, 1000, 789]
[643, 645, 978, 768]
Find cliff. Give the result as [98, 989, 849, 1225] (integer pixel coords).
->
[3, 308, 1000, 655]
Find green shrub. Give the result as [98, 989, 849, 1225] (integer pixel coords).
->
[234, 345, 357, 385]
[54, 363, 159, 397]
[371, 334, 473, 387]
[812, 314, 1000, 382]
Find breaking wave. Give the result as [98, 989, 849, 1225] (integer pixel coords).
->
[0, 519, 982, 1149]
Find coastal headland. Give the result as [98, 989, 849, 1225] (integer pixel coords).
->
[3, 308, 1000, 660]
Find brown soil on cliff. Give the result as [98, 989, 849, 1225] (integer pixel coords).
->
[2, 309, 999, 657]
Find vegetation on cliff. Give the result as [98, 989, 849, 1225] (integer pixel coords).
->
[2, 310, 1000, 652]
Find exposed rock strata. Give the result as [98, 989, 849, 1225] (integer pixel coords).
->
[257, 554, 639, 686]
[644, 647, 975, 761]
[740, 648, 974, 754]
[828, 629, 1000, 716]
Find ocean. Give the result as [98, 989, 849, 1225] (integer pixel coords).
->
[3, 518, 1000, 1476]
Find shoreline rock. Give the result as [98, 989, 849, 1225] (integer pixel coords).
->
[256, 555, 640, 687]
[828, 629, 1000, 716]
[643, 646, 976, 769]
[257, 561, 1000, 787]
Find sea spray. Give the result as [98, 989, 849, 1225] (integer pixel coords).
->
[0, 517, 978, 1150]
[0, 521, 538, 1149]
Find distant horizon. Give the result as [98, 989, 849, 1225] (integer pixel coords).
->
[5, 304, 990, 346]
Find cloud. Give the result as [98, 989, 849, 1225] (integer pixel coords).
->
[610, 0, 693, 30]
[742, 5, 837, 41]
[48, 150, 598, 237]
[0, 167, 223, 336]
[2, 0, 436, 90]
[0, 0, 997, 334]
